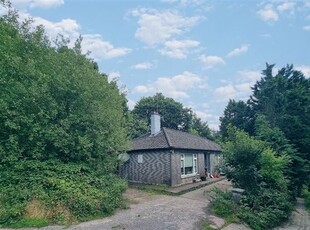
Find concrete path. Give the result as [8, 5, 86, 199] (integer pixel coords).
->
[275, 197, 310, 230]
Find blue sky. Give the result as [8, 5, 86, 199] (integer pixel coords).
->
[2, 0, 310, 130]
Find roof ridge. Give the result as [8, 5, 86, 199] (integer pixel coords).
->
[162, 127, 173, 148]
[164, 127, 210, 141]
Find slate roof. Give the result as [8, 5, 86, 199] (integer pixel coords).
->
[130, 127, 221, 152]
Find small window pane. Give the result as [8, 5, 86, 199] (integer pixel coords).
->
[138, 154, 143, 163]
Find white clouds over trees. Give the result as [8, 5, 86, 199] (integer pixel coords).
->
[133, 71, 202, 98]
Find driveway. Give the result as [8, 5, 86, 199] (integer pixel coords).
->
[67, 180, 232, 230]
[14, 179, 227, 230]
[3, 180, 308, 230]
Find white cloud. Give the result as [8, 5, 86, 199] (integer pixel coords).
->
[238, 70, 261, 83]
[132, 71, 202, 98]
[160, 39, 200, 59]
[127, 99, 136, 110]
[258, 4, 279, 22]
[133, 85, 149, 94]
[131, 8, 202, 45]
[33, 17, 80, 42]
[4, 7, 130, 60]
[195, 111, 208, 120]
[108, 71, 120, 82]
[303, 25, 310, 31]
[199, 55, 225, 69]
[213, 70, 262, 103]
[235, 82, 252, 92]
[81, 34, 131, 60]
[296, 65, 310, 78]
[11, 0, 64, 8]
[0, 9, 78, 42]
[131, 62, 153, 70]
[214, 84, 238, 102]
[277, 2, 295, 12]
[226, 44, 249, 58]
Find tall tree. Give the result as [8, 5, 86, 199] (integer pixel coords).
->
[254, 115, 306, 195]
[249, 63, 310, 187]
[0, 6, 129, 225]
[132, 93, 191, 130]
[131, 93, 212, 139]
[219, 99, 254, 139]
[189, 114, 212, 139]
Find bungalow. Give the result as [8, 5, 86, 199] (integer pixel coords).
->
[119, 113, 222, 186]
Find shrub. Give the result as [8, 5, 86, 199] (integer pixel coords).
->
[222, 127, 293, 229]
[238, 188, 292, 230]
[209, 188, 238, 221]
[0, 160, 127, 227]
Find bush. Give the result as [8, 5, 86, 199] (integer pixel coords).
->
[222, 127, 293, 229]
[0, 160, 127, 227]
[209, 188, 238, 221]
[238, 188, 292, 230]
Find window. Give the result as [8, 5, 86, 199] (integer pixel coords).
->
[138, 154, 143, 163]
[181, 153, 198, 176]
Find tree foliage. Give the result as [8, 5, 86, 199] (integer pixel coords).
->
[250, 64, 310, 189]
[188, 114, 212, 139]
[219, 99, 254, 139]
[219, 63, 310, 229]
[131, 93, 212, 139]
[254, 115, 305, 195]
[220, 63, 310, 191]
[0, 6, 129, 227]
[224, 126, 292, 229]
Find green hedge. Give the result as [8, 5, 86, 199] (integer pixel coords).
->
[0, 160, 127, 227]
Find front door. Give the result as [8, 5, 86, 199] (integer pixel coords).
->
[204, 153, 210, 175]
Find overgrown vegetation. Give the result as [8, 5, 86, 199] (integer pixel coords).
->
[0, 3, 129, 227]
[209, 188, 238, 222]
[220, 63, 310, 193]
[221, 127, 293, 230]
[216, 63, 310, 229]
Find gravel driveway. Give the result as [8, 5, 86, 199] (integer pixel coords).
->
[67, 180, 232, 230]
[5, 180, 228, 230]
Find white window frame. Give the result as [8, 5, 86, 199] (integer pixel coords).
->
[181, 153, 198, 178]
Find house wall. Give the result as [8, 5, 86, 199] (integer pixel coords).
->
[119, 149, 216, 187]
[170, 150, 181, 186]
[172, 150, 206, 186]
[209, 152, 222, 175]
[119, 150, 171, 185]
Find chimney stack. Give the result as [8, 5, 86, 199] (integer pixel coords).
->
[151, 112, 161, 135]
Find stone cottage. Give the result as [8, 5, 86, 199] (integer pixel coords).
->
[119, 113, 222, 186]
